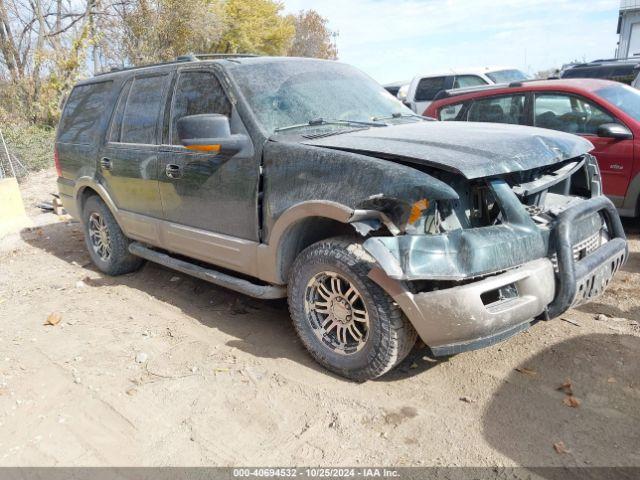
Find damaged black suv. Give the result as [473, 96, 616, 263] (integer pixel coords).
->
[56, 55, 628, 380]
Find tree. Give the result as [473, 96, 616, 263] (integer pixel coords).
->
[0, 0, 300, 124]
[287, 10, 336, 60]
[0, 0, 95, 123]
[121, 0, 226, 64]
[213, 0, 294, 55]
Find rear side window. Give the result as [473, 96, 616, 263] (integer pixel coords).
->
[108, 80, 132, 143]
[58, 81, 112, 144]
[120, 75, 168, 144]
[453, 75, 487, 89]
[415, 76, 447, 102]
[467, 95, 526, 124]
[439, 103, 465, 121]
[562, 65, 637, 84]
[170, 71, 231, 145]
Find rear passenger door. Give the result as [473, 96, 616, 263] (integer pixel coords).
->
[101, 73, 171, 221]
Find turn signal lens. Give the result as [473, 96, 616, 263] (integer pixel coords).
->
[185, 144, 221, 152]
[408, 199, 430, 224]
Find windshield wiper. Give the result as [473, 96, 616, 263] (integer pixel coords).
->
[274, 117, 387, 133]
[370, 112, 429, 122]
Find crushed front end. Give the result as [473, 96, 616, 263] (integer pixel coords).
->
[364, 154, 628, 356]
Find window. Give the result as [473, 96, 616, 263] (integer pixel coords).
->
[439, 103, 465, 121]
[561, 65, 637, 84]
[58, 81, 112, 144]
[467, 95, 526, 124]
[170, 71, 231, 145]
[534, 94, 615, 135]
[596, 83, 640, 121]
[108, 80, 132, 143]
[415, 76, 447, 102]
[453, 75, 487, 89]
[120, 75, 167, 144]
[485, 69, 528, 84]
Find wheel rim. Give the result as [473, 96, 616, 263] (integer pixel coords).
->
[304, 271, 370, 355]
[88, 212, 111, 262]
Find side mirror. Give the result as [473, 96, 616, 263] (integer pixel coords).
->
[597, 123, 633, 140]
[177, 114, 244, 153]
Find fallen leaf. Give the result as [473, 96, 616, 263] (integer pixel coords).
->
[563, 395, 581, 408]
[44, 313, 62, 326]
[515, 367, 537, 376]
[556, 379, 573, 395]
[553, 441, 569, 454]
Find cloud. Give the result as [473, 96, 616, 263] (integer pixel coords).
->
[283, 0, 620, 83]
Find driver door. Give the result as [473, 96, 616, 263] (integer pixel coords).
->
[158, 68, 260, 269]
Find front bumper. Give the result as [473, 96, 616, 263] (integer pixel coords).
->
[368, 195, 628, 356]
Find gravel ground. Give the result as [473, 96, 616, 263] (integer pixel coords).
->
[0, 169, 638, 467]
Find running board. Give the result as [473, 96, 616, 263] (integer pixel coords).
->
[128, 242, 287, 299]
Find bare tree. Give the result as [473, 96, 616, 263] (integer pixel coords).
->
[287, 10, 337, 60]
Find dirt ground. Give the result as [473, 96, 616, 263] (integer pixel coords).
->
[1, 168, 639, 467]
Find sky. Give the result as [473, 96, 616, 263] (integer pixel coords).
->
[283, 0, 622, 84]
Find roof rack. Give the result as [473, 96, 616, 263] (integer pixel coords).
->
[568, 57, 640, 68]
[96, 52, 258, 76]
[432, 79, 542, 101]
[177, 53, 258, 61]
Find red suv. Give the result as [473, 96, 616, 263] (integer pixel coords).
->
[425, 79, 640, 217]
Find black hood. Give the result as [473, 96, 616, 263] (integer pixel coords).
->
[297, 121, 594, 179]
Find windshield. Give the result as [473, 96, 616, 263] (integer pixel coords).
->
[486, 69, 528, 84]
[595, 83, 640, 121]
[228, 60, 416, 134]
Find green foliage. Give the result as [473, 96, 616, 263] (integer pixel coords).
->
[1, 121, 56, 171]
[124, 0, 227, 63]
[215, 0, 295, 55]
[1, 0, 331, 137]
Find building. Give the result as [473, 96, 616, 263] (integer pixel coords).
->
[617, 0, 640, 58]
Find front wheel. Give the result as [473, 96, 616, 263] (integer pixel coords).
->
[288, 238, 417, 381]
[82, 195, 144, 276]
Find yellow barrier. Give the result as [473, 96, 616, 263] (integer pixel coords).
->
[0, 177, 31, 237]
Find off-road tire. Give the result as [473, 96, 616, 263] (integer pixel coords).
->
[82, 195, 144, 276]
[288, 237, 417, 381]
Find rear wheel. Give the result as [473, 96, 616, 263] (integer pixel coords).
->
[288, 238, 417, 381]
[82, 195, 144, 275]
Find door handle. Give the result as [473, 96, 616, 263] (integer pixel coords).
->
[100, 157, 112, 170]
[165, 163, 182, 179]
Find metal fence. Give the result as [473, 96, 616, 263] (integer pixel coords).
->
[0, 128, 28, 179]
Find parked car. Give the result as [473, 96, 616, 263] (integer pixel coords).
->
[425, 79, 640, 217]
[403, 66, 529, 113]
[383, 79, 409, 97]
[56, 56, 626, 380]
[560, 58, 640, 85]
